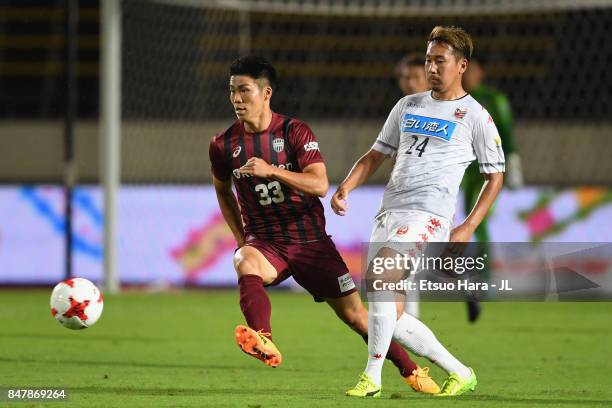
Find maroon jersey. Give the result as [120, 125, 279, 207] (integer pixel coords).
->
[209, 112, 327, 243]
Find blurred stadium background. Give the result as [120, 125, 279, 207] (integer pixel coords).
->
[2, 0, 612, 289]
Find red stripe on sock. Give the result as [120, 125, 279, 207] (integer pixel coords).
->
[362, 335, 418, 377]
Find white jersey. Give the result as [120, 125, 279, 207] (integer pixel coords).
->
[373, 91, 505, 222]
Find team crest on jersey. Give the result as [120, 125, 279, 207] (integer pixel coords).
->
[272, 138, 285, 153]
[232, 146, 242, 158]
[454, 107, 468, 119]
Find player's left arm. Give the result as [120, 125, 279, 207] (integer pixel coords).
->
[451, 172, 503, 242]
[452, 110, 506, 242]
[238, 158, 328, 197]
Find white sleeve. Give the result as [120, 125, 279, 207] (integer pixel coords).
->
[372, 99, 402, 157]
[473, 110, 505, 173]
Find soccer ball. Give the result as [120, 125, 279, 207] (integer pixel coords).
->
[50, 278, 104, 330]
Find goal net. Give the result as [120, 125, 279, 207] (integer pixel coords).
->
[121, 0, 612, 185]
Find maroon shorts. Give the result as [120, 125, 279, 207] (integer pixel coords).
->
[244, 235, 357, 302]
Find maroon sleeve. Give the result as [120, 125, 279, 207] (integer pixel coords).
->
[290, 121, 324, 170]
[209, 137, 232, 181]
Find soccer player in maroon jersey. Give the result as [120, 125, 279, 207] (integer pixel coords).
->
[209, 56, 440, 393]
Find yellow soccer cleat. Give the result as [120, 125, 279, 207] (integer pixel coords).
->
[405, 366, 441, 394]
[345, 373, 382, 398]
[234, 325, 282, 368]
[435, 368, 477, 397]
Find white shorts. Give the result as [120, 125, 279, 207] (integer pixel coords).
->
[369, 210, 451, 243]
[366, 210, 451, 274]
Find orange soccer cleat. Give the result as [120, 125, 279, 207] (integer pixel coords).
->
[405, 366, 441, 394]
[234, 325, 282, 368]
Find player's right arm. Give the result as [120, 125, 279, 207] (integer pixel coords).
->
[209, 136, 245, 247]
[451, 108, 506, 241]
[331, 149, 387, 216]
[331, 99, 403, 216]
[212, 175, 245, 247]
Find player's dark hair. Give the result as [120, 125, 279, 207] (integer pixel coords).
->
[229, 56, 277, 90]
[428, 26, 473, 61]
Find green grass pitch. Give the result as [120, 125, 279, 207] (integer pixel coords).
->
[1, 290, 611, 407]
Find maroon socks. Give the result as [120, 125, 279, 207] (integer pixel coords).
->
[238, 273, 417, 376]
[238, 275, 273, 339]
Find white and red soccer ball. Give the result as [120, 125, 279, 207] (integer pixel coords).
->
[50, 278, 104, 330]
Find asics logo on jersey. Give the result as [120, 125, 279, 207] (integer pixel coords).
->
[400, 114, 457, 141]
[232, 146, 242, 158]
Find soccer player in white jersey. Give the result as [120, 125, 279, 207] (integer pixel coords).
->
[394, 52, 482, 323]
[333, 26, 504, 397]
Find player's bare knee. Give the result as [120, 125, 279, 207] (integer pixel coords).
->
[233, 248, 263, 279]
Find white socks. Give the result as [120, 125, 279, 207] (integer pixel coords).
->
[393, 312, 471, 379]
[363, 291, 396, 386]
[363, 293, 471, 386]
[404, 286, 420, 318]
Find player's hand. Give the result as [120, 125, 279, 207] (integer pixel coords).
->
[238, 157, 275, 178]
[331, 187, 349, 216]
[439, 223, 474, 264]
[449, 223, 474, 243]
